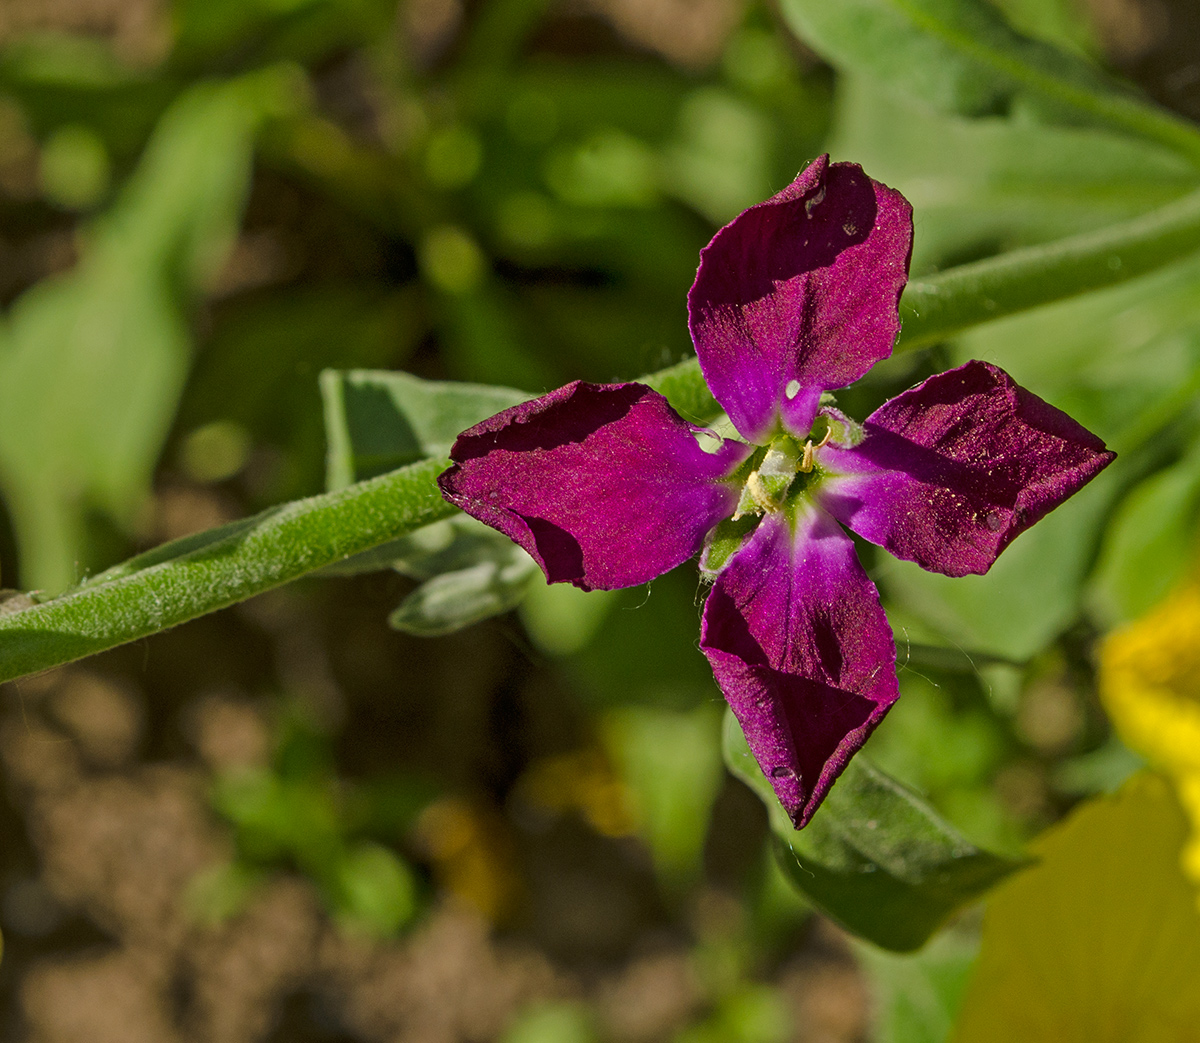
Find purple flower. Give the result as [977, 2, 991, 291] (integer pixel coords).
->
[438, 156, 1115, 828]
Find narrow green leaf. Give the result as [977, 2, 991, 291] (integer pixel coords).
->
[0, 458, 455, 683]
[778, 0, 1200, 166]
[385, 517, 539, 636]
[723, 712, 1024, 952]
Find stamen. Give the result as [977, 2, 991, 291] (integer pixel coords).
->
[798, 428, 833, 473]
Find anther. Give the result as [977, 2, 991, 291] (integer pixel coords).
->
[798, 429, 832, 473]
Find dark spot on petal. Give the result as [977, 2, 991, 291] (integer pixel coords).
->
[524, 515, 585, 584]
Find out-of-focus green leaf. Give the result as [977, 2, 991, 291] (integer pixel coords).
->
[333, 841, 418, 937]
[830, 75, 1200, 275]
[888, 240, 1200, 659]
[502, 1001, 597, 1043]
[1090, 439, 1200, 625]
[173, 0, 393, 69]
[854, 927, 980, 1043]
[519, 575, 615, 656]
[320, 367, 529, 490]
[602, 703, 724, 890]
[660, 88, 774, 224]
[0, 67, 299, 591]
[386, 520, 539, 636]
[955, 773, 1200, 1042]
[778, 0, 1200, 165]
[991, 0, 1098, 56]
[676, 984, 791, 1043]
[724, 713, 1024, 953]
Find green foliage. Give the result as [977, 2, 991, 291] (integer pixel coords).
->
[724, 713, 1024, 952]
[830, 75, 1200, 275]
[0, 456, 456, 682]
[1092, 437, 1200, 624]
[320, 368, 538, 633]
[206, 708, 431, 937]
[0, 67, 299, 592]
[1, 0, 1200, 1015]
[320, 368, 528, 489]
[777, 0, 1200, 163]
[601, 703, 725, 891]
[854, 928, 980, 1043]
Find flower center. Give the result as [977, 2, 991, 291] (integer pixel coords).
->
[732, 422, 833, 520]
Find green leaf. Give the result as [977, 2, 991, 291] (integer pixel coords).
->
[602, 703, 724, 890]
[954, 773, 1200, 1042]
[852, 927, 980, 1043]
[1090, 439, 1200, 625]
[386, 519, 539, 637]
[320, 368, 538, 633]
[778, 0, 1200, 165]
[333, 841, 418, 937]
[0, 67, 300, 592]
[0, 457, 456, 683]
[723, 712, 1024, 953]
[829, 75, 1200, 276]
[319, 367, 529, 489]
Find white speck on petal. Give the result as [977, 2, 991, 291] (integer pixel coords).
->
[785, 379, 801, 399]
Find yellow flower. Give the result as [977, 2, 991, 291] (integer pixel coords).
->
[1100, 584, 1200, 884]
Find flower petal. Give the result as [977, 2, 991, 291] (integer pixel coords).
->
[700, 509, 899, 828]
[818, 360, 1116, 577]
[688, 155, 912, 443]
[439, 381, 751, 591]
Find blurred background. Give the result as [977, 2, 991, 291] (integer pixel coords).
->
[0, 0, 1197, 1039]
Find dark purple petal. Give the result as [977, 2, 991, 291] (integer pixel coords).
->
[688, 155, 913, 443]
[438, 381, 751, 591]
[818, 360, 1116, 577]
[700, 509, 899, 828]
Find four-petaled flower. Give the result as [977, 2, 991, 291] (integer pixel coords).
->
[438, 156, 1115, 828]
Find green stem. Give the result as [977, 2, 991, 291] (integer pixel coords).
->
[899, 185, 1200, 349]
[4, 188, 1200, 684]
[0, 457, 454, 683]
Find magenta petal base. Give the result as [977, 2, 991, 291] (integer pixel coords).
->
[700, 510, 899, 827]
